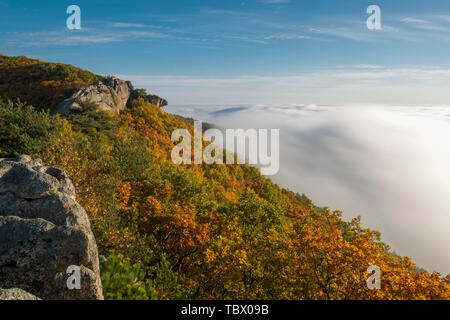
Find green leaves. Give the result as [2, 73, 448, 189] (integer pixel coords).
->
[66, 100, 118, 139]
[217, 190, 283, 236]
[109, 130, 152, 181]
[100, 252, 157, 300]
[0, 98, 62, 158]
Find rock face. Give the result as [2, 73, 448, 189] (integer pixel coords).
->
[0, 288, 40, 300]
[0, 156, 103, 300]
[55, 76, 134, 116]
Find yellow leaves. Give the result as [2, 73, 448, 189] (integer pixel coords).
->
[116, 181, 132, 212]
[235, 250, 249, 267]
[103, 227, 136, 249]
[142, 196, 163, 216]
[205, 249, 217, 264]
[280, 206, 449, 299]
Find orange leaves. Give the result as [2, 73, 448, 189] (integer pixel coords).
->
[135, 195, 211, 258]
[162, 207, 211, 254]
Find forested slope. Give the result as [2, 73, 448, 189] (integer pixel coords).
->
[0, 55, 448, 300]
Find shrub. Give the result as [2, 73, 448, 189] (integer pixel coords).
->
[100, 252, 157, 300]
[109, 127, 152, 181]
[0, 98, 62, 157]
[66, 100, 118, 139]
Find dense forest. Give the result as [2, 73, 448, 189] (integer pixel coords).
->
[0, 55, 449, 300]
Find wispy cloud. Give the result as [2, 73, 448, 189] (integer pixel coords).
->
[400, 17, 429, 24]
[2, 27, 174, 47]
[398, 17, 449, 32]
[259, 0, 290, 3]
[126, 31, 171, 39]
[308, 26, 368, 41]
[118, 66, 450, 105]
[5, 8, 450, 49]
[110, 22, 162, 29]
[263, 33, 314, 40]
[354, 64, 385, 69]
[435, 14, 450, 22]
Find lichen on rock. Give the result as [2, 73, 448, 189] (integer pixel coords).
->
[0, 155, 103, 300]
[0, 288, 40, 300]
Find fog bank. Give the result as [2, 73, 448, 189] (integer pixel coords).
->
[167, 104, 450, 274]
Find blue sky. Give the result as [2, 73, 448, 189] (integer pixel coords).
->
[2, 0, 450, 104]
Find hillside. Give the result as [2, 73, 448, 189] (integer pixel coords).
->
[0, 55, 101, 111]
[0, 55, 449, 300]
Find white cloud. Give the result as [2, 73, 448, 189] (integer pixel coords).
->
[354, 64, 385, 69]
[263, 33, 313, 40]
[398, 17, 448, 32]
[400, 17, 430, 24]
[3, 28, 173, 47]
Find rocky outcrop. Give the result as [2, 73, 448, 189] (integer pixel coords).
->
[55, 76, 169, 116]
[0, 288, 40, 300]
[55, 76, 134, 116]
[0, 156, 103, 300]
[146, 95, 168, 108]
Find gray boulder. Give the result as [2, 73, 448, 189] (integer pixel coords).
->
[0, 155, 103, 300]
[55, 76, 134, 116]
[0, 288, 40, 300]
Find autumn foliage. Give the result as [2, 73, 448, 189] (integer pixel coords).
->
[0, 55, 448, 300]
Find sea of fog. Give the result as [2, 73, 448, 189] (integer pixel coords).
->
[166, 104, 450, 274]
